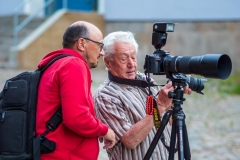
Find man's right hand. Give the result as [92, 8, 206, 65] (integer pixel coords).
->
[100, 128, 115, 149]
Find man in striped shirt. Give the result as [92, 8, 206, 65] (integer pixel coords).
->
[94, 31, 192, 160]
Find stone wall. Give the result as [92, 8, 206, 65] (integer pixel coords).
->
[105, 21, 240, 74]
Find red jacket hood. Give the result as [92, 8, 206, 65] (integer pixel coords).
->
[38, 48, 86, 68]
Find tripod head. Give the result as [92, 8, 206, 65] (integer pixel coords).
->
[167, 73, 187, 112]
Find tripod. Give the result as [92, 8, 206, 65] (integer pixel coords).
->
[144, 76, 191, 160]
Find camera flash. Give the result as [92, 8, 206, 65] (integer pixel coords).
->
[166, 23, 175, 32]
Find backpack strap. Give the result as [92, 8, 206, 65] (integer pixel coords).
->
[33, 108, 62, 159]
[39, 107, 63, 140]
[39, 107, 62, 154]
[33, 54, 72, 160]
[37, 54, 72, 72]
[46, 107, 63, 131]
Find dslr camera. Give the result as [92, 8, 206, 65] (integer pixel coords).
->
[144, 22, 232, 94]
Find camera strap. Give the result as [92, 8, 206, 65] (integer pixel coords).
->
[108, 71, 158, 88]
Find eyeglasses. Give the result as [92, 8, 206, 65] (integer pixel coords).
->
[83, 37, 104, 52]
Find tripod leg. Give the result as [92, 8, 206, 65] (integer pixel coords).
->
[168, 116, 177, 160]
[183, 119, 191, 160]
[176, 111, 185, 160]
[143, 110, 172, 160]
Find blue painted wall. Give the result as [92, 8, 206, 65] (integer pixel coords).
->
[49, 0, 97, 12]
[44, 0, 97, 15]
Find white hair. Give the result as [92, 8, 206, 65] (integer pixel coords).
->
[103, 31, 138, 60]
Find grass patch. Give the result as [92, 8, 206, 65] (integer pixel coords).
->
[206, 74, 240, 95]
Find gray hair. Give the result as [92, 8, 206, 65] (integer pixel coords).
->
[103, 31, 138, 60]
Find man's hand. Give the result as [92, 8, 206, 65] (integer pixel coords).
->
[99, 128, 115, 149]
[157, 82, 192, 115]
[183, 83, 192, 95]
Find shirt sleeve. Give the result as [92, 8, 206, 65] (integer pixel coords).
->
[94, 94, 131, 142]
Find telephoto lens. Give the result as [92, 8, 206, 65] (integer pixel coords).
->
[164, 54, 232, 80]
[186, 76, 207, 94]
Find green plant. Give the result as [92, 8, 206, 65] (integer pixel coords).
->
[217, 74, 240, 95]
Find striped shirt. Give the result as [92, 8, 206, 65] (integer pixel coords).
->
[94, 72, 173, 160]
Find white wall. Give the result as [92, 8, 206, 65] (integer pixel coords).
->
[0, 0, 45, 16]
[104, 0, 240, 21]
[0, 0, 24, 15]
[24, 0, 44, 17]
[97, 0, 105, 14]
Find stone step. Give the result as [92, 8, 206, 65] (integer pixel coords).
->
[0, 15, 47, 64]
[0, 15, 28, 24]
[0, 16, 46, 37]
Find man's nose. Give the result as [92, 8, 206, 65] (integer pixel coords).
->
[128, 58, 134, 66]
[99, 49, 105, 56]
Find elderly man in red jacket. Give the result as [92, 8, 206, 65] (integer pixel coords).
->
[36, 21, 115, 160]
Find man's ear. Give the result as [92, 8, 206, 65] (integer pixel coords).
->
[104, 57, 111, 69]
[77, 38, 85, 51]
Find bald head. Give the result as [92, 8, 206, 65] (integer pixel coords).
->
[62, 21, 102, 48]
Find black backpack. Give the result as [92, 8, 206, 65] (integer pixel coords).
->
[0, 54, 70, 160]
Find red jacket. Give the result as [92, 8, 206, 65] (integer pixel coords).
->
[36, 48, 108, 160]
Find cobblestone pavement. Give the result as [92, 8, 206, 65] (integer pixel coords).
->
[1, 68, 240, 160]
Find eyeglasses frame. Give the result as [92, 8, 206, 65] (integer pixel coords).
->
[82, 37, 104, 52]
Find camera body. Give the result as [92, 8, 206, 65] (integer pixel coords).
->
[144, 50, 169, 75]
[144, 22, 174, 75]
